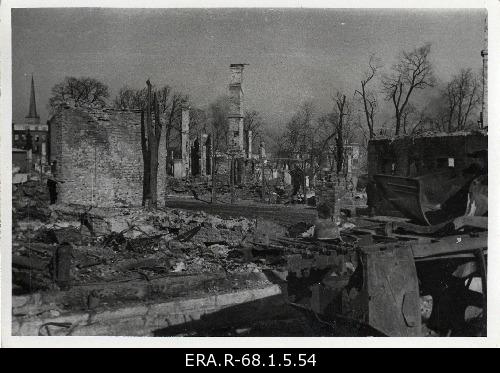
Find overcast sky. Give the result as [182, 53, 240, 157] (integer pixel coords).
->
[12, 8, 486, 130]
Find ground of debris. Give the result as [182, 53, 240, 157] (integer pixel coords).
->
[12, 179, 365, 336]
[13, 178, 363, 290]
[13, 181, 278, 292]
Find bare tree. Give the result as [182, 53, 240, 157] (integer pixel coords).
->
[114, 86, 146, 110]
[243, 110, 264, 154]
[189, 107, 209, 135]
[114, 84, 187, 172]
[49, 76, 109, 111]
[163, 93, 188, 171]
[285, 101, 315, 157]
[443, 68, 481, 131]
[443, 80, 458, 132]
[400, 102, 419, 135]
[114, 85, 186, 130]
[318, 93, 351, 174]
[355, 55, 381, 139]
[208, 95, 231, 155]
[334, 93, 348, 174]
[317, 112, 339, 170]
[264, 125, 287, 159]
[382, 43, 435, 135]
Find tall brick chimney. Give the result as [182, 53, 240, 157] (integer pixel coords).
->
[228, 64, 246, 155]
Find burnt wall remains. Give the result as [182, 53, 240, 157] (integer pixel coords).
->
[367, 132, 488, 218]
[49, 107, 166, 207]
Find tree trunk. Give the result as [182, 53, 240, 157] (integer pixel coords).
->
[361, 86, 375, 139]
[336, 135, 343, 174]
[145, 82, 154, 208]
[395, 113, 402, 136]
[141, 80, 163, 209]
[165, 123, 173, 176]
[149, 93, 160, 207]
[448, 110, 454, 133]
[141, 109, 151, 206]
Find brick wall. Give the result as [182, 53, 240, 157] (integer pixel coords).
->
[49, 107, 166, 207]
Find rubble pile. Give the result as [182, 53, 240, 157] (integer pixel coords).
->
[12, 198, 268, 293]
[13, 180, 51, 224]
[13, 179, 359, 296]
[12, 180, 361, 337]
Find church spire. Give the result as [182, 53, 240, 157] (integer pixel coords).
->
[26, 74, 40, 122]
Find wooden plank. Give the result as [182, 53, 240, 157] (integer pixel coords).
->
[410, 234, 487, 258]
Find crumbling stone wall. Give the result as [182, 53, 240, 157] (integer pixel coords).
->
[49, 107, 166, 207]
[368, 132, 488, 178]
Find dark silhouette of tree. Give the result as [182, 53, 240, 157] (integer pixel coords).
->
[285, 101, 315, 157]
[243, 110, 264, 154]
[115, 84, 188, 175]
[355, 55, 381, 139]
[382, 43, 435, 135]
[317, 112, 339, 171]
[49, 77, 109, 111]
[443, 68, 481, 132]
[318, 93, 352, 174]
[208, 95, 231, 154]
[333, 93, 348, 174]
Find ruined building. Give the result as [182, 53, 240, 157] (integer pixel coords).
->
[48, 107, 167, 206]
[169, 64, 251, 182]
[169, 108, 212, 179]
[367, 131, 488, 222]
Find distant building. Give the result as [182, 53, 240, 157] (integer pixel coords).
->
[12, 75, 49, 168]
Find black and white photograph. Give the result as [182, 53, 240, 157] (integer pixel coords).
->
[1, 0, 498, 348]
